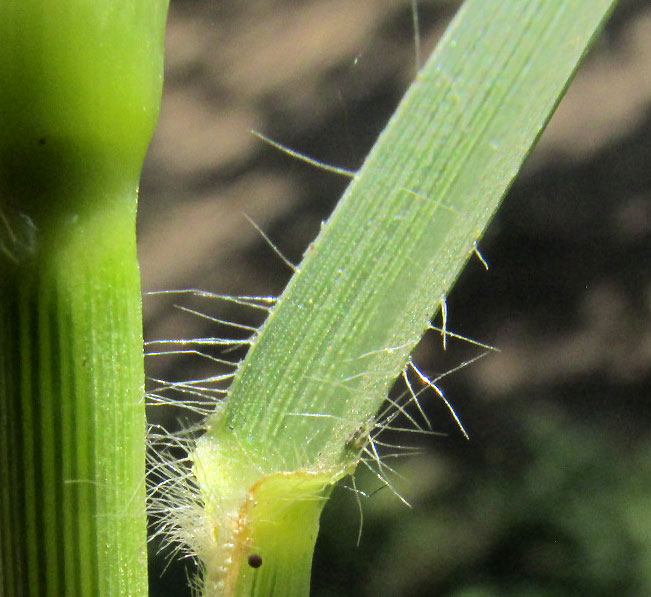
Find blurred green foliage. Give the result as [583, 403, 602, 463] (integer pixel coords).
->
[315, 406, 651, 596]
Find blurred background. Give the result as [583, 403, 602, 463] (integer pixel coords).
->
[140, 0, 651, 595]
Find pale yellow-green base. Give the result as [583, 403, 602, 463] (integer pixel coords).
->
[192, 430, 343, 596]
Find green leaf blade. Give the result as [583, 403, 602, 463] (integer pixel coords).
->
[219, 0, 617, 458]
[162, 1, 619, 594]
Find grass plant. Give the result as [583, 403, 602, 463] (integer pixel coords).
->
[0, 1, 619, 596]
[148, 1, 618, 595]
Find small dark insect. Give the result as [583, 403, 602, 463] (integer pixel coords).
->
[247, 553, 262, 569]
[345, 419, 372, 453]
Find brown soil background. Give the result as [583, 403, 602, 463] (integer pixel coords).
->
[141, 1, 651, 595]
